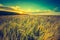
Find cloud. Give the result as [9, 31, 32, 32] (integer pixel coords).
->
[0, 4, 3, 6]
[0, 5, 25, 14]
[0, 4, 60, 15]
[54, 7, 60, 12]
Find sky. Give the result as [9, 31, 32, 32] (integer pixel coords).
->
[0, 0, 60, 12]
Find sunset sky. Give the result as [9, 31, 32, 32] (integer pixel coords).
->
[0, 0, 60, 15]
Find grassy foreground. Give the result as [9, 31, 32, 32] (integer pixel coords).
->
[0, 15, 60, 40]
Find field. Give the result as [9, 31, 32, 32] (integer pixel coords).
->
[0, 15, 60, 40]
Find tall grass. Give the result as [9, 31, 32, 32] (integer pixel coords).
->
[0, 15, 60, 40]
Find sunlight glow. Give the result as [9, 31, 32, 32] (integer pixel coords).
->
[0, 5, 60, 15]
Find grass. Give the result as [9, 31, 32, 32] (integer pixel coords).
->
[0, 15, 60, 40]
